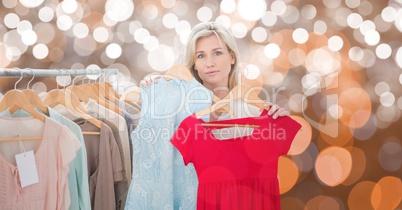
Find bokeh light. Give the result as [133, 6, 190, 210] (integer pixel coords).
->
[105, 0, 134, 22]
[4, 13, 20, 29]
[243, 64, 260, 80]
[73, 23, 89, 38]
[33, 43, 49, 59]
[237, 0, 266, 21]
[106, 43, 122, 59]
[288, 116, 312, 155]
[220, 0, 236, 14]
[278, 156, 299, 194]
[348, 181, 377, 210]
[292, 28, 309, 44]
[197, 6, 212, 22]
[375, 43, 392, 59]
[378, 141, 402, 172]
[19, 0, 44, 8]
[264, 43, 280, 59]
[251, 27, 268, 43]
[162, 13, 178, 29]
[372, 176, 402, 209]
[57, 15, 73, 31]
[315, 146, 352, 187]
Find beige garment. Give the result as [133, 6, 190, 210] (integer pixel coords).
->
[86, 99, 132, 185]
[75, 119, 124, 210]
[101, 119, 129, 210]
[53, 100, 132, 185]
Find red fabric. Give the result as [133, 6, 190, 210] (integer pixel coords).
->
[171, 110, 302, 210]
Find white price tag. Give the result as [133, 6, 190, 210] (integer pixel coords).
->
[15, 150, 39, 188]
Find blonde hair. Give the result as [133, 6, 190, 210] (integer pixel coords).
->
[184, 22, 240, 90]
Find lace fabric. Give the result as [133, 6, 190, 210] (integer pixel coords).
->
[125, 78, 212, 210]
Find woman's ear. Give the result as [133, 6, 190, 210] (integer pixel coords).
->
[230, 52, 235, 65]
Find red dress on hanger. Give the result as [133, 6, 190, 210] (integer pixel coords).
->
[171, 109, 302, 210]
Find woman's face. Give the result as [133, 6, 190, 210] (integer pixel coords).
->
[194, 34, 235, 91]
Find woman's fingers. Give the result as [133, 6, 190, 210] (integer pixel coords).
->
[139, 74, 161, 88]
[264, 102, 290, 119]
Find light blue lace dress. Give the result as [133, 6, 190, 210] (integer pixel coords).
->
[125, 78, 212, 210]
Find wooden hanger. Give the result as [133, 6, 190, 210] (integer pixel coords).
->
[0, 90, 46, 122]
[9, 89, 49, 115]
[66, 85, 89, 103]
[120, 64, 193, 108]
[0, 70, 46, 122]
[42, 78, 103, 130]
[120, 86, 141, 103]
[43, 89, 102, 135]
[66, 73, 90, 103]
[120, 86, 141, 110]
[79, 83, 122, 115]
[92, 83, 122, 115]
[119, 65, 232, 114]
[63, 74, 102, 135]
[102, 80, 121, 98]
[195, 84, 269, 127]
[212, 94, 234, 116]
[1, 70, 44, 142]
[0, 89, 46, 142]
[91, 82, 117, 104]
[9, 70, 49, 115]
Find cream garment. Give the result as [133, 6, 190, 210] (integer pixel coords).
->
[0, 116, 81, 210]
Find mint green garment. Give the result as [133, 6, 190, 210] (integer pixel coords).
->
[0, 107, 91, 210]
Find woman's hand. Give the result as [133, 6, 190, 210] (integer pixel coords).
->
[139, 74, 161, 88]
[264, 102, 290, 119]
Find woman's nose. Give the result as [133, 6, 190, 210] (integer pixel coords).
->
[206, 57, 215, 68]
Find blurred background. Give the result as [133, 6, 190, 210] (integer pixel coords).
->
[0, 0, 401, 209]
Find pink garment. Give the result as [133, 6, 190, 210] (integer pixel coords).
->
[0, 116, 81, 210]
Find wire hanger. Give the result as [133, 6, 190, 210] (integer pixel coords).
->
[195, 84, 270, 127]
[9, 68, 49, 115]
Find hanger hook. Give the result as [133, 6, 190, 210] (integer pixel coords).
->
[72, 69, 80, 85]
[27, 68, 35, 89]
[87, 69, 93, 84]
[14, 67, 24, 90]
[56, 69, 63, 89]
[63, 69, 68, 90]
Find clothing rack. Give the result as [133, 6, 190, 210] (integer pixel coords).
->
[0, 68, 118, 77]
[0, 68, 119, 89]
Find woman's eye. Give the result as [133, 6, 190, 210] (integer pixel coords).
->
[197, 54, 205, 58]
[214, 51, 222, 56]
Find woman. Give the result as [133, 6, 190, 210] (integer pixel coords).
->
[128, 22, 296, 210]
[141, 21, 289, 118]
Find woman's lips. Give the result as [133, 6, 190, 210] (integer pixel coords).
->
[206, 70, 219, 75]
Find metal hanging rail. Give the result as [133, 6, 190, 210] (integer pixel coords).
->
[0, 68, 119, 77]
